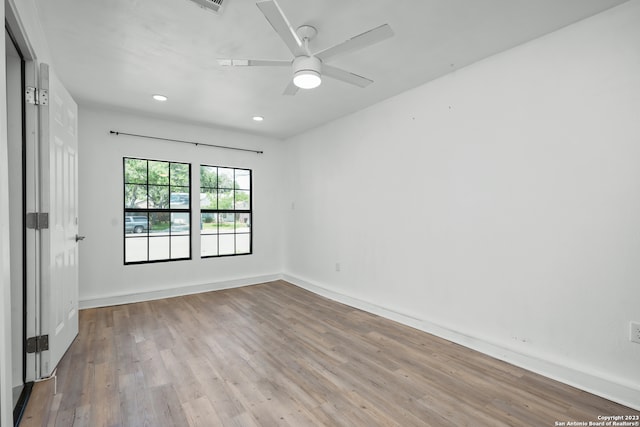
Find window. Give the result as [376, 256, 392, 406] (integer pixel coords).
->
[124, 157, 191, 264]
[200, 165, 252, 257]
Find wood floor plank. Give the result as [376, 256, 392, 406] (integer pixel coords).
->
[18, 378, 54, 427]
[21, 280, 639, 426]
[182, 396, 225, 427]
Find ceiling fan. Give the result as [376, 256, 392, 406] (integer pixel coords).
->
[217, 0, 394, 95]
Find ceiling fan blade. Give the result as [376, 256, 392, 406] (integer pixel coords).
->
[217, 59, 290, 67]
[315, 24, 394, 61]
[256, 0, 303, 56]
[283, 80, 299, 96]
[323, 65, 373, 88]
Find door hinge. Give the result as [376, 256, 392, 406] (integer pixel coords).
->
[26, 212, 49, 230]
[26, 335, 49, 354]
[25, 87, 49, 106]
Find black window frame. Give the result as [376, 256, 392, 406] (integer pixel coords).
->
[200, 164, 252, 258]
[123, 157, 192, 265]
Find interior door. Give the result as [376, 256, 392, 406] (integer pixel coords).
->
[38, 63, 79, 377]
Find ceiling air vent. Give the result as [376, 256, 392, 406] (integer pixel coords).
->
[187, 0, 227, 14]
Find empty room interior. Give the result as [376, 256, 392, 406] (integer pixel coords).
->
[1, 0, 640, 426]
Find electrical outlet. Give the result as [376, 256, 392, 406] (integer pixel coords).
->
[630, 321, 640, 344]
[335, 262, 341, 272]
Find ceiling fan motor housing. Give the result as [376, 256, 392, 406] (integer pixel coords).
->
[293, 55, 322, 75]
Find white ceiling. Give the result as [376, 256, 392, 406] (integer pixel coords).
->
[34, 0, 628, 139]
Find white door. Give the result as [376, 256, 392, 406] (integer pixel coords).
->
[38, 63, 79, 377]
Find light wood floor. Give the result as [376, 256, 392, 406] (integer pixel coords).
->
[20, 280, 639, 426]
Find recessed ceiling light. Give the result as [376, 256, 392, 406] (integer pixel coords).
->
[252, 116, 264, 122]
[152, 94, 168, 102]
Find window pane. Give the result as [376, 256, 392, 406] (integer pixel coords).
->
[148, 185, 170, 209]
[200, 190, 217, 209]
[235, 213, 251, 233]
[125, 237, 148, 263]
[170, 187, 189, 208]
[201, 213, 218, 234]
[219, 213, 235, 234]
[148, 161, 169, 185]
[218, 189, 233, 209]
[200, 166, 217, 188]
[124, 184, 147, 209]
[236, 234, 250, 254]
[219, 235, 234, 255]
[170, 163, 189, 186]
[149, 236, 170, 261]
[124, 158, 147, 184]
[235, 190, 250, 209]
[171, 212, 190, 235]
[201, 235, 218, 257]
[171, 236, 190, 259]
[125, 213, 149, 234]
[235, 169, 251, 190]
[150, 212, 171, 235]
[218, 168, 234, 189]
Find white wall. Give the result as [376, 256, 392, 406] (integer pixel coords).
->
[78, 105, 286, 307]
[284, 0, 640, 409]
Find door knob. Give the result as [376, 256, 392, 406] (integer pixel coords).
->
[75, 235, 86, 242]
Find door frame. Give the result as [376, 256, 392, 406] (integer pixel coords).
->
[5, 0, 40, 392]
[5, 1, 40, 383]
[2, 2, 40, 425]
[5, 21, 28, 423]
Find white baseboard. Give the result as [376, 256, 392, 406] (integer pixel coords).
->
[79, 273, 282, 309]
[282, 273, 640, 411]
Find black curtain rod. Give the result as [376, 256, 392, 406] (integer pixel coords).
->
[109, 130, 264, 154]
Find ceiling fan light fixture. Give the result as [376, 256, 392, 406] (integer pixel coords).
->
[292, 55, 322, 89]
[293, 70, 321, 89]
